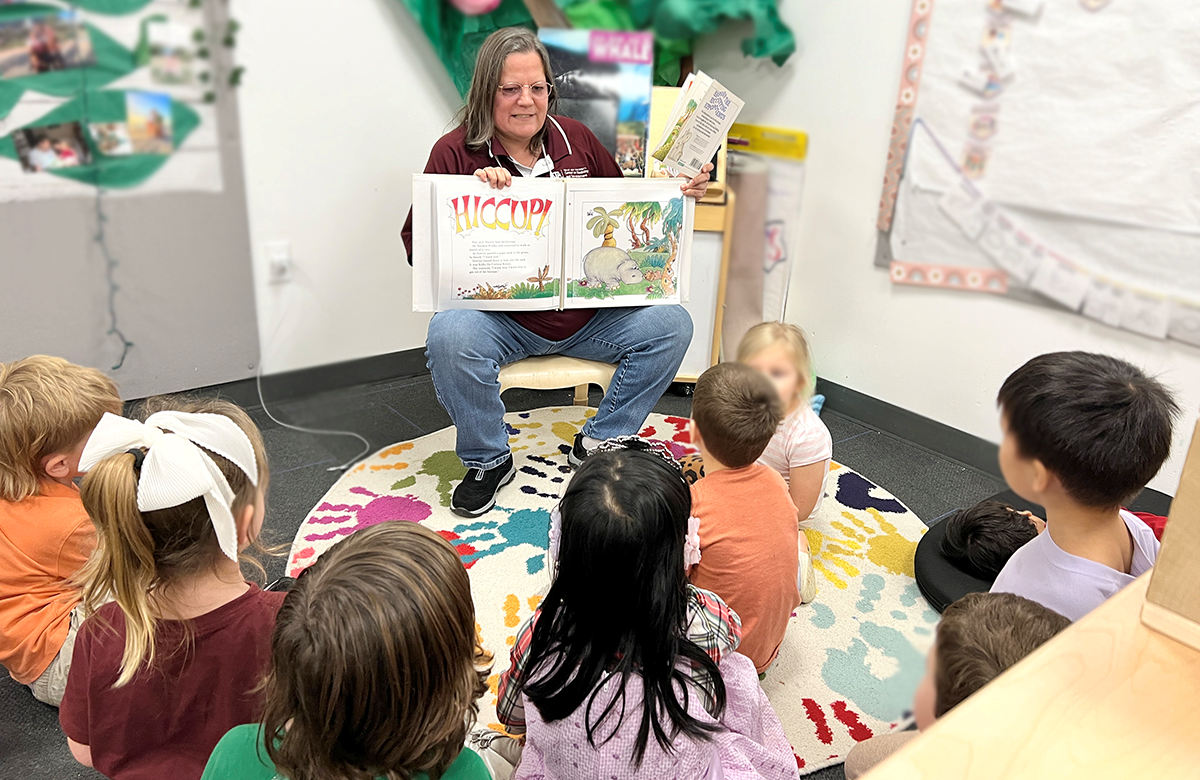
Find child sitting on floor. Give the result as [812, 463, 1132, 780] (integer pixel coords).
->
[738, 322, 833, 521]
[0, 356, 122, 706]
[61, 397, 283, 779]
[202, 521, 494, 780]
[990, 352, 1178, 621]
[940, 501, 1044, 579]
[499, 444, 798, 780]
[844, 592, 1069, 778]
[688, 362, 803, 671]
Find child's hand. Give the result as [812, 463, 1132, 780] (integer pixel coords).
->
[474, 167, 514, 189]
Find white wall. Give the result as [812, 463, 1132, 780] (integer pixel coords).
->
[695, 3, 1200, 495]
[230, 0, 454, 374]
[232, 0, 1198, 493]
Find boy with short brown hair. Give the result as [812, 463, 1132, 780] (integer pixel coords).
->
[688, 362, 800, 673]
[0, 355, 122, 705]
[844, 592, 1069, 778]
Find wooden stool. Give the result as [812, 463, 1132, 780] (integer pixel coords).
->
[498, 355, 617, 406]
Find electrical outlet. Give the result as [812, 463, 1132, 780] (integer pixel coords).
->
[264, 241, 293, 284]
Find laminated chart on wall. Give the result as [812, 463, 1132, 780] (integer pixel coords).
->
[0, 0, 223, 201]
[876, 0, 1200, 346]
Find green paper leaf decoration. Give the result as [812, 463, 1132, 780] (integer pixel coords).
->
[0, 89, 201, 189]
[70, 0, 155, 14]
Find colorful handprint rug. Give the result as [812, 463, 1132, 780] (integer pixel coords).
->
[287, 407, 936, 774]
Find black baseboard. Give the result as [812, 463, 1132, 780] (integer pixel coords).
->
[131, 347, 430, 408]
[134, 352, 1174, 513]
[815, 377, 1174, 515]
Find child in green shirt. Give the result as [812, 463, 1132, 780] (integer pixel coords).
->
[201, 521, 494, 780]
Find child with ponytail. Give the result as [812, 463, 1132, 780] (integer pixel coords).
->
[59, 397, 283, 780]
[497, 440, 800, 780]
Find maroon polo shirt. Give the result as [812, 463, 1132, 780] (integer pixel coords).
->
[60, 585, 285, 780]
[403, 114, 624, 341]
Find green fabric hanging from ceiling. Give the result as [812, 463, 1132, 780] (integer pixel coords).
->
[396, 0, 538, 96]
[395, 0, 793, 97]
[0, 89, 200, 189]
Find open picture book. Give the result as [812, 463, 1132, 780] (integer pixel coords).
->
[411, 175, 695, 312]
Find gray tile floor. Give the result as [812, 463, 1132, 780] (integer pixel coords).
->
[0, 376, 1005, 780]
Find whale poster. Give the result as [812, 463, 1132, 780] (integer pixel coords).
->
[539, 29, 653, 177]
[411, 175, 694, 312]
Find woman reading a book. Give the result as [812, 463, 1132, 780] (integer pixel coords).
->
[401, 27, 712, 518]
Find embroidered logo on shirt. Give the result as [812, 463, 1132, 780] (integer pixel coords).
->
[559, 167, 590, 178]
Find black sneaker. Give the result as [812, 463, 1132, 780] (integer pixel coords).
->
[451, 455, 515, 517]
[568, 433, 590, 470]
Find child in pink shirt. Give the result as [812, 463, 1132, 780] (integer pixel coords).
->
[739, 322, 831, 602]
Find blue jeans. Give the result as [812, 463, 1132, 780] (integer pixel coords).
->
[426, 306, 693, 469]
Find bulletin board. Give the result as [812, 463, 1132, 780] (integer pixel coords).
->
[875, 0, 1200, 347]
[0, 0, 258, 399]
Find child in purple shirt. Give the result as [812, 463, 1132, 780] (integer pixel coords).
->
[501, 445, 799, 780]
[989, 352, 1178, 621]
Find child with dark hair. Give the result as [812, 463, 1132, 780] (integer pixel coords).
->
[202, 521, 493, 780]
[990, 351, 1179, 620]
[844, 592, 1069, 779]
[688, 362, 802, 672]
[497, 445, 799, 779]
[940, 501, 1045, 579]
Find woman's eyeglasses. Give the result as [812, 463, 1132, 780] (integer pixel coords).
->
[497, 82, 552, 100]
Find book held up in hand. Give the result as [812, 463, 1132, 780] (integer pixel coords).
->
[648, 71, 745, 179]
[411, 175, 695, 312]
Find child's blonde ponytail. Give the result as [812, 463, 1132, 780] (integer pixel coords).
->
[79, 451, 161, 687]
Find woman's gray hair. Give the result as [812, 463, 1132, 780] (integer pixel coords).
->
[457, 27, 558, 154]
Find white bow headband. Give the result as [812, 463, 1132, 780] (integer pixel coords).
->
[80, 411, 259, 562]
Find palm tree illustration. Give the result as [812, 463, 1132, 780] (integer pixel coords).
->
[660, 197, 684, 290]
[586, 207, 621, 247]
[620, 201, 663, 248]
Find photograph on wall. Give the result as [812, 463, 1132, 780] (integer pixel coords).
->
[126, 90, 174, 154]
[89, 121, 133, 156]
[539, 29, 653, 177]
[12, 121, 91, 172]
[147, 19, 194, 85]
[0, 10, 94, 80]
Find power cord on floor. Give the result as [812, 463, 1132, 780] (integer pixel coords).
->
[254, 368, 372, 472]
[255, 265, 371, 472]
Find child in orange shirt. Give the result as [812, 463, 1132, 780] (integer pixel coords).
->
[0, 356, 122, 705]
[687, 362, 801, 673]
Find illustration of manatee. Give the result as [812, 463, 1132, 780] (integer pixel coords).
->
[582, 246, 644, 290]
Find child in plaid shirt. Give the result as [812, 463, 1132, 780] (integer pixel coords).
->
[492, 440, 799, 780]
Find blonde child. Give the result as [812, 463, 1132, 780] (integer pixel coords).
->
[499, 443, 797, 779]
[0, 355, 122, 706]
[60, 397, 284, 779]
[202, 521, 494, 780]
[737, 322, 833, 520]
[844, 592, 1069, 778]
